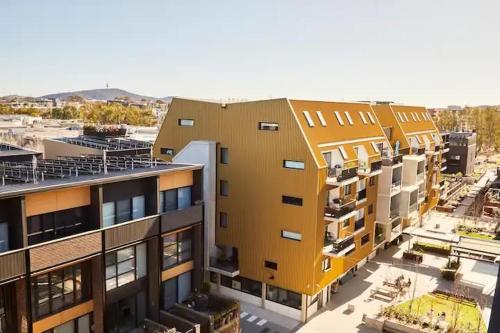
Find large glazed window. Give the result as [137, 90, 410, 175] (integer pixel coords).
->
[161, 271, 192, 310]
[162, 229, 193, 269]
[0, 223, 8, 253]
[105, 243, 147, 291]
[266, 285, 301, 309]
[41, 313, 93, 333]
[31, 263, 91, 320]
[159, 187, 192, 213]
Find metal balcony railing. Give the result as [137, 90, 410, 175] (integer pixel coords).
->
[417, 172, 424, 181]
[382, 154, 403, 166]
[391, 179, 401, 190]
[324, 234, 355, 255]
[390, 208, 399, 219]
[391, 217, 401, 229]
[328, 166, 358, 183]
[375, 233, 385, 245]
[371, 160, 382, 172]
[325, 199, 356, 219]
[409, 203, 417, 212]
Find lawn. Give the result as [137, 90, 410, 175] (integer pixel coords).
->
[394, 293, 486, 333]
[458, 230, 495, 240]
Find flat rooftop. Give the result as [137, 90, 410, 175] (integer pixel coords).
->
[0, 154, 201, 198]
[0, 142, 39, 158]
[53, 135, 152, 151]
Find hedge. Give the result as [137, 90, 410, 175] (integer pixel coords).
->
[413, 242, 451, 255]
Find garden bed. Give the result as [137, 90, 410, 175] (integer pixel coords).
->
[413, 242, 451, 256]
[440, 259, 461, 281]
[403, 250, 423, 263]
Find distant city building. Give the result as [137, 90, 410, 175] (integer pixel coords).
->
[443, 132, 476, 176]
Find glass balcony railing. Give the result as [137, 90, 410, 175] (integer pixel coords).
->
[382, 154, 403, 166]
[356, 189, 367, 201]
[391, 217, 401, 230]
[390, 208, 399, 220]
[409, 203, 417, 213]
[324, 234, 355, 255]
[391, 179, 401, 191]
[417, 172, 424, 181]
[375, 233, 385, 245]
[354, 217, 365, 231]
[325, 199, 356, 219]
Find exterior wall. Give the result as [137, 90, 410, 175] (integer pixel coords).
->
[25, 186, 91, 217]
[154, 98, 320, 296]
[43, 139, 102, 159]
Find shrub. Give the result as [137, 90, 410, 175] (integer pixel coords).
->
[403, 250, 423, 263]
[413, 242, 451, 255]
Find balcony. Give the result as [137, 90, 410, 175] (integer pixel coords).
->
[374, 232, 385, 246]
[443, 142, 450, 153]
[356, 189, 367, 202]
[0, 248, 26, 283]
[324, 198, 357, 222]
[416, 172, 425, 182]
[104, 215, 159, 250]
[327, 166, 359, 186]
[435, 145, 441, 152]
[409, 202, 417, 213]
[390, 208, 399, 220]
[382, 154, 403, 166]
[391, 217, 401, 230]
[391, 179, 402, 194]
[354, 217, 365, 231]
[414, 147, 425, 155]
[208, 256, 240, 278]
[323, 234, 355, 257]
[439, 179, 445, 190]
[418, 191, 425, 202]
[390, 217, 402, 240]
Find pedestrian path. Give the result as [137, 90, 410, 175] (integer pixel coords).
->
[239, 302, 299, 333]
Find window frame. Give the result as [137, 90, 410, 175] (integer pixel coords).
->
[303, 111, 315, 127]
[282, 195, 303, 206]
[220, 180, 229, 197]
[178, 119, 194, 127]
[219, 212, 228, 228]
[361, 234, 370, 246]
[281, 230, 302, 241]
[334, 111, 344, 125]
[367, 111, 376, 124]
[316, 111, 327, 126]
[220, 147, 229, 164]
[359, 111, 368, 124]
[344, 111, 354, 125]
[105, 243, 147, 291]
[162, 229, 193, 270]
[258, 122, 279, 131]
[283, 160, 305, 170]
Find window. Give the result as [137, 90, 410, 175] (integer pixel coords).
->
[368, 204, 373, 214]
[219, 212, 228, 228]
[220, 180, 229, 197]
[0, 289, 6, 333]
[163, 229, 193, 269]
[282, 196, 303, 206]
[160, 148, 174, 156]
[132, 195, 145, 220]
[161, 271, 192, 310]
[264, 260, 278, 270]
[322, 258, 331, 272]
[359, 112, 367, 124]
[266, 285, 301, 309]
[344, 184, 352, 196]
[220, 275, 262, 298]
[343, 219, 350, 228]
[303, 111, 315, 127]
[281, 230, 302, 241]
[116, 199, 131, 224]
[178, 119, 194, 127]
[258, 122, 279, 131]
[411, 112, 417, 121]
[344, 111, 354, 125]
[334, 111, 344, 125]
[27, 206, 89, 245]
[105, 243, 147, 291]
[369, 177, 376, 186]
[103, 202, 116, 227]
[338, 146, 348, 160]
[367, 112, 376, 124]
[0, 223, 8, 253]
[403, 113, 409, 122]
[220, 147, 229, 164]
[316, 111, 327, 126]
[371, 142, 380, 153]
[42, 313, 94, 333]
[361, 234, 370, 246]
[283, 160, 304, 170]
[415, 113, 421, 121]
[159, 187, 192, 212]
[31, 263, 91, 320]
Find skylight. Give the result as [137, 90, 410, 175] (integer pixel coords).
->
[334, 111, 344, 125]
[316, 111, 327, 126]
[303, 111, 315, 127]
[359, 112, 367, 124]
[344, 111, 354, 125]
[338, 146, 348, 159]
[367, 112, 376, 124]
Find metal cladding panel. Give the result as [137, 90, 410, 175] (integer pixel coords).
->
[0, 249, 26, 282]
[154, 98, 320, 295]
[29, 231, 101, 272]
[105, 216, 159, 250]
[160, 204, 203, 233]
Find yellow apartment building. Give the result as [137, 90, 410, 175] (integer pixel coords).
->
[373, 104, 444, 231]
[153, 97, 399, 321]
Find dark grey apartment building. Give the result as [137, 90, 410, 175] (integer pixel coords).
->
[442, 132, 476, 176]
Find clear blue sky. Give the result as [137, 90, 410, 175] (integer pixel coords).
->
[1, 0, 499, 107]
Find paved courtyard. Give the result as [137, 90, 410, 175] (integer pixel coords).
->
[295, 237, 498, 333]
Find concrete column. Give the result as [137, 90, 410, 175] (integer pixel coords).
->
[261, 282, 266, 308]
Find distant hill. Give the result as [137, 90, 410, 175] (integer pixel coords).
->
[40, 88, 172, 103]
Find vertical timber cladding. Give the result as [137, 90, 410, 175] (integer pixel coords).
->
[158, 170, 193, 191]
[24, 186, 91, 217]
[154, 98, 320, 295]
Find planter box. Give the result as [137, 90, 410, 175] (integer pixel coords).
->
[403, 251, 423, 263]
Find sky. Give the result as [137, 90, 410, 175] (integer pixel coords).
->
[1, 0, 499, 107]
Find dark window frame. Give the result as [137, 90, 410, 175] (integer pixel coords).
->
[220, 147, 229, 164]
[282, 196, 303, 206]
[361, 234, 370, 246]
[219, 212, 228, 228]
[162, 229, 193, 270]
[283, 160, 305, 170]
[265, 284, 301, 310]
[220, 180, 229, 197]
[160, 148, 175, 156]
[105, 243, 147, 291]
[42, 313, 94, 333]
[178, 119, 194, 127]
[258, 122, 279, 131]
[368, 204, 374, 215]
[264, 260, 278, 270]
[159, 186, 192, 213]
[220, 275, 262, 298]
[369, 176, 376, 186]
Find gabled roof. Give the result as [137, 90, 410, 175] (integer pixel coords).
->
[288, 100, 390, 168]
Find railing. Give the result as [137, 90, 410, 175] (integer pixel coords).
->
[417, 172, 424, 181]
[325, 199, 356, 218]
[409, 203, 417, 212]
[391, 179, 401, 190]
[418, 192, 425, 200]
[354, 218, 365, 231]
[371, 160, 382, 172]
[356, 189, 367, 201]
[375, 233, 385, 245]
[389, 208, 399, 219]
[325, 235, 355, 255]
[391, 217, 401, 229]
[328, 166, 358, 183]
[382, 154, 403, 166]
[444, 142, 450, 149]
[209, 256, 239, 274]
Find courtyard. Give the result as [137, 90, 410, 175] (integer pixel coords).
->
[295, 236, 498, 333]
